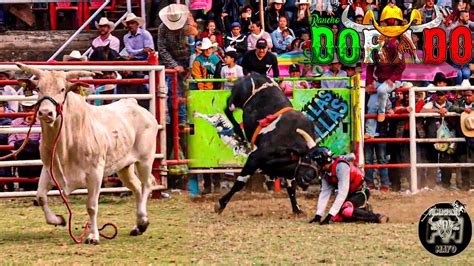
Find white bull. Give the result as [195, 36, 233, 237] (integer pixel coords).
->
[16, 63, 159, 244]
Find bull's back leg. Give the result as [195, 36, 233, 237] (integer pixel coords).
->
[214, 151, 262, 214]
[36, 167, 66, 226]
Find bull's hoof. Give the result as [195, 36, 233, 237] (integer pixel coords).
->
[292, 206, 305, 216]
[137, 221, 150, 234]
[57, 215, 66, 226]
[85, 238, 100, 245]
[130, 227, 142, 236]
[214, 201, 225, 214]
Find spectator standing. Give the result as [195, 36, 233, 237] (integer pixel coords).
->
[123, 13, 154, 60]
[0, 102, 12, 192]
[9, 97, 41, 191]
[271, 16, 295, 54]
[418, 0, 436, 23]
[265, 0, 289, 33]
[321, 58, 348, 89]
[157, 3, 193, 125]
[447, 10, 472, 86]
[91, 17, 120, 53]
[309, 0, 335, 16]
[241, 38, 279, 78]
[292, 0, 311, 34]
[0, 71, 19, 112]
[192, 38, 223, 90]
[247, 21, 273, 50]
[220, 50, 244, 90]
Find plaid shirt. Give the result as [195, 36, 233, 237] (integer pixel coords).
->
[157, 24, 190, 69]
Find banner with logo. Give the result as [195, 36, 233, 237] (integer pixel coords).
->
[187, 89, 352, 168]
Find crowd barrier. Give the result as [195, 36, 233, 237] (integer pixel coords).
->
[0, 61, 171, 198]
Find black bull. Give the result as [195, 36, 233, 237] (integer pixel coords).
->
[214, 73, 319, 214]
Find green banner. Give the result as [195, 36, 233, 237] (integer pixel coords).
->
[187, 89, 352, 168]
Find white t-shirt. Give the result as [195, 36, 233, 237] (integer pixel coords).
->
[220, 65, 244, 90]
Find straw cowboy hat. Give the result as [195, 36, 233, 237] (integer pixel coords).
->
[461, 112, 474, 138]
[63, 50, 88, 62]
[19, 95, 37, 107]
[123, 13, 145, 27]
[95, 17, 115, 31]
[159, 4, 190, 31]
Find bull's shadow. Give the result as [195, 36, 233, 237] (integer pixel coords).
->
[215, 73, 320, 215]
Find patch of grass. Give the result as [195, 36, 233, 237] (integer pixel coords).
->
[0, 191, 473, 264]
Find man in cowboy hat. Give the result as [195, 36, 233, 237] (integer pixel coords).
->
[192, 38, 223, 90]
[92, 17, 120, 53]
[452, 89, 474, 190]
[0, 70, 19, 112]
[123, 13, 154, 60]
[63, 50, 88, 62]
[157, 3, 194, 125]
[9, 96, 41, 191]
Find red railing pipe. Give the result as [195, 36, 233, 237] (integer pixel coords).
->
[0, 112, 34, 118]
[365, 113, 409, 119]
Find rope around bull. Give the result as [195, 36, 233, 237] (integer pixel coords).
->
[48, 99, 118, 244]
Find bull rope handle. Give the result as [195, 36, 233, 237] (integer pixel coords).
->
[0, 107, 38, 161]
[49, 112, 118, 243]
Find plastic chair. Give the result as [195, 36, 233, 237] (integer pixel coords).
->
[49, 2, 84, 30]
[83, 0, 117, 30]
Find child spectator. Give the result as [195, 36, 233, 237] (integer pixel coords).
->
[220, 50, 244, 90]
[223, 22, 248, 63]
[280, 64, 309, 98]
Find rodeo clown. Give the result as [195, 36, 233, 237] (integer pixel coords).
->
[307, 146, 389, 225]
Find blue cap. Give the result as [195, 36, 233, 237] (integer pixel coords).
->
[231, 22, 241, 28]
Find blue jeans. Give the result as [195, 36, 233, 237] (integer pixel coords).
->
[452, 64, 471, 85]
[364, 142, 391, 187]
[365, 81, 398, 137]
[166, 73, 187, 125]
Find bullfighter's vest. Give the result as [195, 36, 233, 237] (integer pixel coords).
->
[323, 157, 365, 194]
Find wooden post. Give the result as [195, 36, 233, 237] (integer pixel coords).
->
[260, 0, 265, 30]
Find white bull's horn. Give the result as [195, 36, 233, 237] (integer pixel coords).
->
[65, 71, 96, 79]
[296, 128, 317, 149]
[341, 6, 373, 32]
[411, 5, 442, 32]
[16, 62, 43, 77]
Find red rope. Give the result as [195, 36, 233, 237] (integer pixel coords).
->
[48, 110, 118, 244]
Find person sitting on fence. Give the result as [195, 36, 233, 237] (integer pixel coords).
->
[308, 147, 389, 224]
[280, 64, 309, 98]
[192, 38, 223, 90]
[0, 70, 19, 112]
[220, 50, 244, 90]
[321, 58, 348, 89]
[0, 101, 13, 192]
[122, 13, 155, 60]
[91, 17, 120, 53]
[451, 89, 473, 190]
[8, 97, 41, 191]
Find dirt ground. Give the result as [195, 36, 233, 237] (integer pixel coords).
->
[0, 189, 473, 264]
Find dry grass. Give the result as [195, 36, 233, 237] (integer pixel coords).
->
[0, 190, 473, 264]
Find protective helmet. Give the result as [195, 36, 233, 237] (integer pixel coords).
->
[310, 146, 334, 166]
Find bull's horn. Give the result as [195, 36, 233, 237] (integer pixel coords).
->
[342, 6, 373, 32]
[296, 128, 317, 149]
[65, 71, 96, 80]
[16, 62, 43, 77]
[411, 5, 442, 33]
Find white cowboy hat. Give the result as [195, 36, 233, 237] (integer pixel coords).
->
[269, 0, 286, 4]
[95, 17, 115, 31]
[296, 0, 311, 5]
[63, 50, 88, 62]
[461, 112, 474, 138]
[199, 38, 214, 50]
[159, 4, 190, 31]
[19, 95, 37, 107]
[123, 13, 145, 27]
